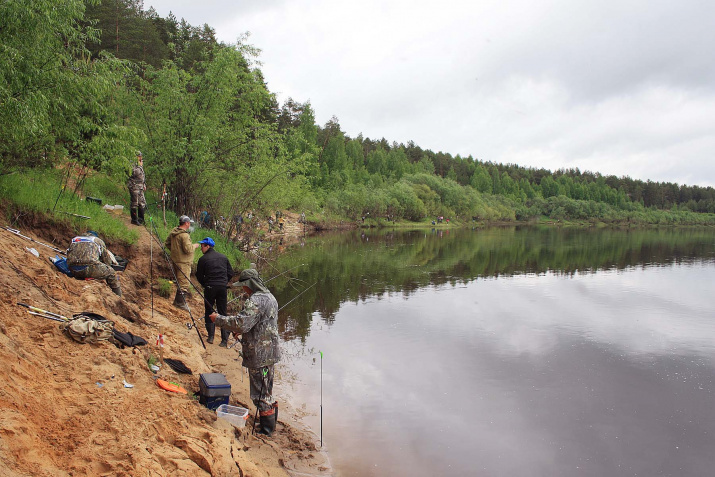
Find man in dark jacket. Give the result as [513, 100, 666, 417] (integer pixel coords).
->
[209, 268, 280, 436]
[196, 237, 234, 346]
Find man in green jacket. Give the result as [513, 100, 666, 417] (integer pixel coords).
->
[164, 215, 199, 310]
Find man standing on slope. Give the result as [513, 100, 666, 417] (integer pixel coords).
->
[209, 268, 281, 436]
[165, 215, 199, 310]
[128, 151, 146, 225]
[196, 237, 234, 346]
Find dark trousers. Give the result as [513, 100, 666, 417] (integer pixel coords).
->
[203, 285, 229, 342]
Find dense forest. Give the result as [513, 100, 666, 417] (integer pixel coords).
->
[2, 0, 714, 227]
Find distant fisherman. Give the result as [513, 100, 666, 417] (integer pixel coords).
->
[66, 232, 122, 296]
[128, 151, 146, 225]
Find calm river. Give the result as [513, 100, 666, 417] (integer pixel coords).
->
[268, 226, 715, 477]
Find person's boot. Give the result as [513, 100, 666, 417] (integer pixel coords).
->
[259, 403, 278, 436]
[130, 208, 139, 225]
[137, 206, 145, 225]
[172, 290, 189, 311]
[205, 319, 215, 344]
[219, 327, 229, 347]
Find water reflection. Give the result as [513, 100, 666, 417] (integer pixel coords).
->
[268, 227, 715, 477]
[271, 227, 715, 342]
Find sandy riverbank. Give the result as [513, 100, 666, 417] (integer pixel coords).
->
[0, 211, 333, 476]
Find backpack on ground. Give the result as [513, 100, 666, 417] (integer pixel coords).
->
[50, 255, 73, 277]
[61, 313, 114, 344]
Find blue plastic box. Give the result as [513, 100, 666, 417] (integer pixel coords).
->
[199, 373, 231, 410]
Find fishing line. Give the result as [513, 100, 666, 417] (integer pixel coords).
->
[278, 281, 317, 312]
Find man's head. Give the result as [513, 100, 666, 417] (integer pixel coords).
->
[234, 268, 269, 295]
[198, 237, 215, 254]
[179, 215, 194, 230]
[137, 151, 143, 164]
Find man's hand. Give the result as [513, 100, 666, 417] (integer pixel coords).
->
[208, 312, 218, 322]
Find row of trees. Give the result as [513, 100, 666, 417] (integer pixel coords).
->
[1, 0, 713, 228]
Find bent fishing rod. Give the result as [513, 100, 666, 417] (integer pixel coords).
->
[226, 263, 307, 307]
[227, 281, 317, 350]
[147, 217, 206, 349]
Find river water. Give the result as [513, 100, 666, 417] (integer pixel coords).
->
[268, 226, 715, 477]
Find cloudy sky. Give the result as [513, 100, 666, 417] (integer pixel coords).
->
[145, 0, 715, 187]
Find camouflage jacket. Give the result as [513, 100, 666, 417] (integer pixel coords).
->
[127, 163, 145, 190]
[67, 236, 112, 267]
[215, 291, 281, 369]
[164, 227, 194, 264]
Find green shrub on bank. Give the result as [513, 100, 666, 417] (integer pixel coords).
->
[521, 195, 715, 225]
[0, 167, 139, 244]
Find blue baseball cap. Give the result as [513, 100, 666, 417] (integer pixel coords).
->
[198, 237, 215, 247]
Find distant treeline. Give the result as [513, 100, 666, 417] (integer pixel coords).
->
[1, 0, 713, 227]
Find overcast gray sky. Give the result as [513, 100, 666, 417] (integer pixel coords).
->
[145, 0, 715, 187]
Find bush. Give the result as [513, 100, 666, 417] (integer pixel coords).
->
[156, 278, 172, 298]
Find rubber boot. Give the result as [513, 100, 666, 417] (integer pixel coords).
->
[259, 403, 278, 436]
[219, 327, 230, 347]
[173, 290, 189, 311]
[130, 208, 139, 225]
[137, 206, 145, 225]
[205, 318, 215, 344]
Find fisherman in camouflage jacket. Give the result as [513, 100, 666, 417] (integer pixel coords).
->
[66, 232, 122, 296]
[127, 151, 147, 225]
[209, 268, 281, 436]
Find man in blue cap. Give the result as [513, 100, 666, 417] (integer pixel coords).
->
[196, 237, 234, 346]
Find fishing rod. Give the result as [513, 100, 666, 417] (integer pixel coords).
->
[150, 217, 154, 322]
[147, 217, 206, 349]
[320, 350, 323, 447]
[17, 302, 68, 320]
[52, 166, 72, 213]
[27, 311, 67, 323]
[227, 281, 317, 350]
[58, 211, 91, 220]
[1, 226, 66, 255]
[226, 263, 307, 307]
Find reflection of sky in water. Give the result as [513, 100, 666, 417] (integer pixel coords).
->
[280, 263, 715, 477]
